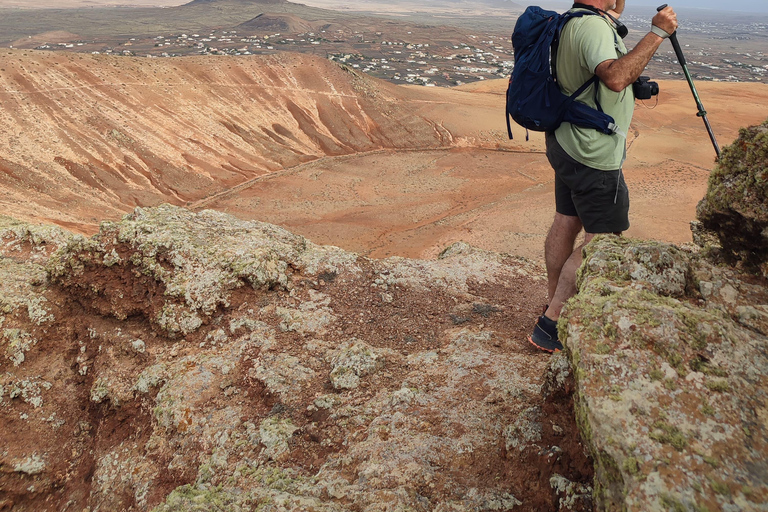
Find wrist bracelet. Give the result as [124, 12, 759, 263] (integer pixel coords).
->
[651, 25, 671, 39]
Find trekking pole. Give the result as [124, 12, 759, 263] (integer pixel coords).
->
[656, 4, 722, 159]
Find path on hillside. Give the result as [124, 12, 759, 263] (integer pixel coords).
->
[186, 145, 547, 211]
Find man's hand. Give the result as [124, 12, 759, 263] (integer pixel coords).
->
[652, 5, 678, 35]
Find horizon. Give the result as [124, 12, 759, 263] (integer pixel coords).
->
[0, 0, 767, 14]
[629, 0, 768, 13]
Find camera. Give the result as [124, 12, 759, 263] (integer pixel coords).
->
[633, 76, 659, 100]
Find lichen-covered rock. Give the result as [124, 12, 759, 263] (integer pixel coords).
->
[329, 339, 384, 390]
[504, 406, 543, 452]
[550, 474, 593, 512]
[2, 206, 588, 512]
[47, 205, 357, 337]
[0, 226, 59, 365]
[697, 118, 768, 277]
[577, 236, 692, 298]
[562, 235, 768, 511]
[259, 417, 299, 460]
[0, 215, 71, 265]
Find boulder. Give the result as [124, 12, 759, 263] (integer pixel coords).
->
[697, 118, 768, 277]
[562, 235, 768, 511]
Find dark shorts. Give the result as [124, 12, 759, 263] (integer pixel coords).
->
[545, 132, 630, 234]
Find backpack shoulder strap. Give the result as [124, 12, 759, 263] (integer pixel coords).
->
[552, 9, 610, 106]
[550, 10, 596, 83]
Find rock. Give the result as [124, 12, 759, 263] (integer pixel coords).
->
[13, 454, 46, 475]
[562, 235, 768, 511]
[46, 204, 356, 337]
[259, 416, 299, 460]
[577, 235, 692, 298]
[329, 339, 384, 390]
[504, 406, 543, 452]
[550, 474, 593, 512]
[697, 118, 768, 277]
[1, 207, 589, 512]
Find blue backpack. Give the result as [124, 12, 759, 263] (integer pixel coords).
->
[505, 6, 620, 140]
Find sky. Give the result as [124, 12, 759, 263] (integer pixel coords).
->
[543, 0, 768, 14]
[628, 0, 768, 13]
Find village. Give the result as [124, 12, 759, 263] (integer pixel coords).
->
[29, 27, 515, 87]
[24, 12, 768, 86]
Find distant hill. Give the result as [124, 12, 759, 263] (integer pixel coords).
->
[0, 50, 455, 231]
[188, 0, 286, 4]
[237, 12, 316, 32]
[480, 0, 522, 8]
[0, 0, 341, 43]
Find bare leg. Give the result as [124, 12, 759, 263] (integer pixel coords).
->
[544, 213, 583, 305]
[545, 232, 596, 321]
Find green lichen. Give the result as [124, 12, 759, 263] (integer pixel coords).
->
[601, 322, 618, 341]
[690, 356, 728, 377]
[705, 379, 730, 392]
[659, 493, 687, 512]
[90, 378, 111, 405]
[134, 364, 167, 393]
[649, 420, 687, 451]
[258, 417, 298, 459]
[708, 477, 731, 497]
[0, 256, 54, 334]
[151, 484, 252, 512]
[595, 342, 612, 355]
[622, 457, 639, 475]
[2, 328, 37, 366]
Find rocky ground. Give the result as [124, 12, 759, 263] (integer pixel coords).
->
[3, 196, 767, 511]
[0, 205, 594, 512]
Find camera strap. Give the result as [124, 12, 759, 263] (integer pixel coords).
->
[572, 2, 629, 38]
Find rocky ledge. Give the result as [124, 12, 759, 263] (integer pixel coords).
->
[1, 205, 592, 512]
[563, 235, 768, 511]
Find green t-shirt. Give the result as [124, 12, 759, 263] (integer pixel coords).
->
[554, 10, 634, 170]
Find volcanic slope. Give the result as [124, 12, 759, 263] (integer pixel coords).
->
[2, 49, 768, 261]
[0, 50, 460, 232]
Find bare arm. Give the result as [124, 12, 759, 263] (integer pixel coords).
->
[595, 6, 678, 92]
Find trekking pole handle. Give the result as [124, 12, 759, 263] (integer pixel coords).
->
[657, 4, 686, 66]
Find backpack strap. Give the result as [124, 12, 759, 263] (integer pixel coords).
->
[553, 10, 620, 119]
[551, 10, 597, 90]
[506, 82, 514, 139]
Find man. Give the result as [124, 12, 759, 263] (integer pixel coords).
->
[528, 0, 678, 353]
